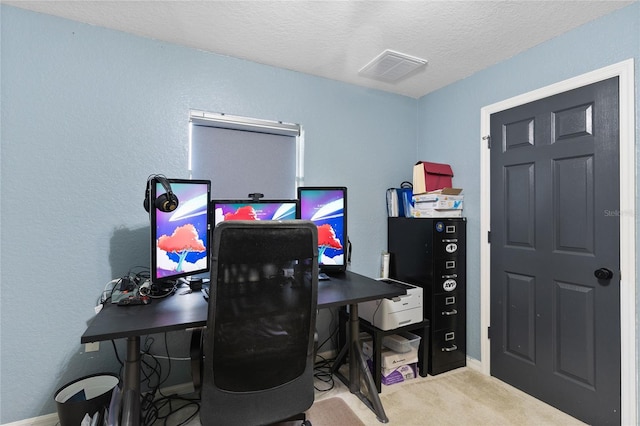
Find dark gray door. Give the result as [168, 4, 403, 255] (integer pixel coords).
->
[490, 77, 620, 425]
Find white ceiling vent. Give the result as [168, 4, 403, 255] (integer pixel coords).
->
[359, 49, 428, 83]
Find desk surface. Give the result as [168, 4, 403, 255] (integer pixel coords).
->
[81, 270, 404, 343]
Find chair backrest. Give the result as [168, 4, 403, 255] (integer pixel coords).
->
[200, 220, 318, 425]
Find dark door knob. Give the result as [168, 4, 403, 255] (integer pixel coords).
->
[594, 268, 614, 280]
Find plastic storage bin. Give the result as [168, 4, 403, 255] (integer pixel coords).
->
[54, 373, 119, 426]
[382, 331, 421, 353]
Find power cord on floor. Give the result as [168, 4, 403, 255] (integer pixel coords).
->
[314, 308, 340, 392]
[138, 333, 205, 425]
[107, 327, 202, 425]
[145, 394, 200, 426]
[314, 353, 336, 392]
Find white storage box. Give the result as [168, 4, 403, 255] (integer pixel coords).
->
[382, 332, 421, 354]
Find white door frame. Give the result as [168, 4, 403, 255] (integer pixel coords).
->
[479, 59, 636, 425]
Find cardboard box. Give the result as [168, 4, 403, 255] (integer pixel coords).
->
[363, 339, 419, 369]
[413, 161, 453, 194]
[432, 188, 463, 195]
[366, 360, 418, 386]
[381, 363, 418, 385]
[412, 208, 463, 218]
[413, 193, 464, 210]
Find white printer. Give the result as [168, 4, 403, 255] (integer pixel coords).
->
[358, 278, 423, 330]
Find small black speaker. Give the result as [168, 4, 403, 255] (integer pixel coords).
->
[188, 277, 203, 292]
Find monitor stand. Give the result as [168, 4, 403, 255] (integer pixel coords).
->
[318, 272, 331, 281]
[149, 279, 179, 297]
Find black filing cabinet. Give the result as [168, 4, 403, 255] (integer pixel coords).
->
[387, 217, 466, 375]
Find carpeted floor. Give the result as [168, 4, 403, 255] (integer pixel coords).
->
[155, 367, 585, 425]
[318, 367, 586, 425]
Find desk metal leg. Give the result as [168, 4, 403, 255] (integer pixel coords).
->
[121, 336, 141, 426]
[333, 304, 389, 423]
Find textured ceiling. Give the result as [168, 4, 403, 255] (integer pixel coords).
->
[3, 1, 634, 98]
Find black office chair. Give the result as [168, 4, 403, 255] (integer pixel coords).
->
[200, 220, 318, 426]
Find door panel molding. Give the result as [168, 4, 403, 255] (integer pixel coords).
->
[480, 59, 636, 425]
[553, 155, 595, 253]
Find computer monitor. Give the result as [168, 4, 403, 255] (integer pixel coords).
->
[297, 186, 347, 274]
[150, 178, 211, 285]
[211, 199, 299, 226]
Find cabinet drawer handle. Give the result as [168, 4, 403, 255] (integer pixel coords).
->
[441, 309, 458, 316]
[442, 344, 458, 352]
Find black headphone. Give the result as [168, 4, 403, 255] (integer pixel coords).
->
[144, 175, 179, 213]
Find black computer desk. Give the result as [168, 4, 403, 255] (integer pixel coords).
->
[81, 270, 405, 424]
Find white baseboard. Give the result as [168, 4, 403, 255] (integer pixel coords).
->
[466, 356, 483, 374]
[1, 382, 199, 426]
[2, 413, 59, 426]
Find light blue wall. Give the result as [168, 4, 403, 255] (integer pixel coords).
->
[0, 6, 416, 422]
[417, 1, 639, 368]
[2, 3, 639, 423]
